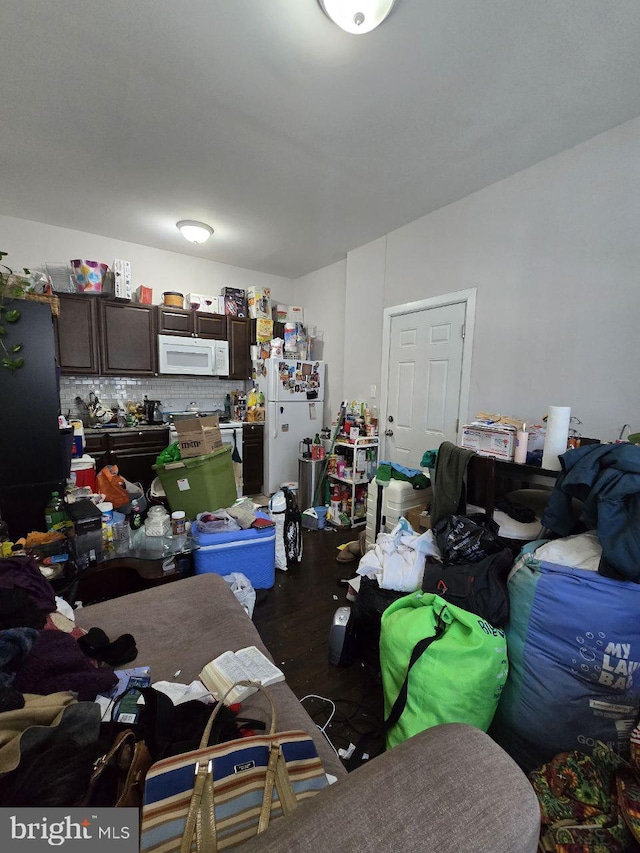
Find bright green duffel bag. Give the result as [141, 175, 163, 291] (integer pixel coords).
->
[380, 592, 508, 749]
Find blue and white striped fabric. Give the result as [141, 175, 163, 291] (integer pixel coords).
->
[141, 731, 328, 852]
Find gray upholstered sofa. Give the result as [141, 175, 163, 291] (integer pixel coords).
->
[77, 573, 540, 852]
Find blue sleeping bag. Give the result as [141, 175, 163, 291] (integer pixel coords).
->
[491, 543, 640, 772]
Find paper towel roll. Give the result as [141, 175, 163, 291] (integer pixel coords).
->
[541, 406, 571, 471]
[514, 430, 528, 464]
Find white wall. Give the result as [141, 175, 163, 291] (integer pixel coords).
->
[0, 215, 295, 305]
[341, 116, 640, 442]
[293, 259, 346, 427]
[342, 236, 387, 404]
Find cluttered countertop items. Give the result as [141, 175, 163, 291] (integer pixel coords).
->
[458, 407, 615, 469]
[70, 390, 263, 431]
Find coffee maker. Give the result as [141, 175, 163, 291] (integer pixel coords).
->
[143, 397, 163, 424]
[299, 438, 312, 459]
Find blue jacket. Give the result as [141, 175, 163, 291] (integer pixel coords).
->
[541, 443, 640, 581]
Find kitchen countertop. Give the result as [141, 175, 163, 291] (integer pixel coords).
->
[84, 421, 263, 435]
[84, 424, 170, 435]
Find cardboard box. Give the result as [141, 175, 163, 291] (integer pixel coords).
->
[113, 259, 132, 300]
[187, 292, 215, 313]
[136, 285, 152, 304]
[272, 304, 288, 323]
[174, 416, 222, 459]
[405, 504, 427, 532]
[247, 286, 271, 319]
[221, 294, 247, 317]
[461, 424, 516, 461]
[287, 305, 304, 323]
[208, 296, 225, 315]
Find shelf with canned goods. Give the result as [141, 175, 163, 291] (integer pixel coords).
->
[326, 437, 378, 528]
[328, 473, 371, 486]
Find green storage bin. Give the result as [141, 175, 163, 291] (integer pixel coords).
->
[153, 446, 237, 519]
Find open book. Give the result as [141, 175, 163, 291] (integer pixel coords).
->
[199, 646, 285, 705]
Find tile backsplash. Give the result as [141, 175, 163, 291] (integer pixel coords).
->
[60, 376, 248, 419]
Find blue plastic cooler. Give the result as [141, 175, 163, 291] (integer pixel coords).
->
[192, 512, 276, 589]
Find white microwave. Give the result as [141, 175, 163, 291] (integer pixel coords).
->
[158, 334, 229, 376]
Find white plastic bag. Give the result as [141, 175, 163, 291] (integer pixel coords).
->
[269, 491, 288, 571]
[196, 509, 240, 534]
[223, 572, 257, 619]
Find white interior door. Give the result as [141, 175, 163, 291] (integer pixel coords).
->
[384, 301, 467, 468]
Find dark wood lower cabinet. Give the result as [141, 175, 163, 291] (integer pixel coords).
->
[84, 428, 169, 490]
[242, 423, 264, 495]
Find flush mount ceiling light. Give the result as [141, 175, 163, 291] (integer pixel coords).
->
[176, 220, 214, 244]
[318, 0, 396, 34]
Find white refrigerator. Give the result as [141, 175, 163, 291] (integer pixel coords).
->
[259, 359, 325, 494]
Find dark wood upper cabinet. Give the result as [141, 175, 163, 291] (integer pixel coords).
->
[157, 308, 226, 341]
[55, 294, 100, 374]
[98, 302, 157, 376]
[194, 312, 226, 340]
[226, 316, 251, 380]
[55, 299, 251, 379]
[157, 307, 194, 336]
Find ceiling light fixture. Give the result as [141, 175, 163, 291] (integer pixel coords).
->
[318, 0, 396, 34]
[176, 220, 214, 244]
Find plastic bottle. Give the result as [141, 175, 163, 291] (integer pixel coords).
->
[44, 492, 66, 531]
[129, 500, 143, 531]
[312, 433, 321, 460]
[370, 405, 379, 435]
[171, 510, 186, 536]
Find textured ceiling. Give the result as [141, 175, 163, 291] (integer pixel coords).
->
[2, 0, 640, 278]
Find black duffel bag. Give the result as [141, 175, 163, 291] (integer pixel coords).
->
[421, 548, 513, 628]
[433, 512, 505, 564]
[350, 576, 408, 674]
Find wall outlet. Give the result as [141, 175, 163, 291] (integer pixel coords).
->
[370, 384, 377, 398]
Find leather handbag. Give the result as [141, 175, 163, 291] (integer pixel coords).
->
[81, 729, 152, 808]
[140, 682, 329, 852]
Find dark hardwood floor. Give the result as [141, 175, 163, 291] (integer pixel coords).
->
[252, 526, 384, 764]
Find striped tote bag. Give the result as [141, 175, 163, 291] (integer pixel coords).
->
[141, 683, 329, 852]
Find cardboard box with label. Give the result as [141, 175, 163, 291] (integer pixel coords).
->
[461, 424, 516, 461]
[287, 305, 304, 323]
[247, 286, 271, 319]
[272, 304, 288, 323]
[187, 292, 216, 313]
[174, 416, 222, 458]
[113, 258, 132, 301]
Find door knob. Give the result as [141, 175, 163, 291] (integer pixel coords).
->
[385, 429, 394, 437]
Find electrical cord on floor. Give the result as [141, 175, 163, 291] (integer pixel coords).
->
[300, 694, 340, 757]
